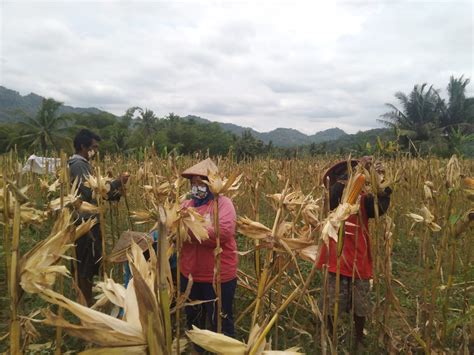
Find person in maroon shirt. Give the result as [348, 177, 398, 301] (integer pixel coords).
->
[179, 159, 238, 352]
[317, 157, 392, 349]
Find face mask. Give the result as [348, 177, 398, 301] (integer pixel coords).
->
[87, 149, 97, 160]
[191, 185, 208, 199]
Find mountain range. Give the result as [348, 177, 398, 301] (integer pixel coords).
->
[0, 86, 102, 121]
[0, 86, 375, 148]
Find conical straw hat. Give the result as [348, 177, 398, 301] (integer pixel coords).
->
[181, 158, 218, 179]
[322, 159, 359, 187]
[108, 231, 153, 263]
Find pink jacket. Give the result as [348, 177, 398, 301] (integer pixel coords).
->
[180, 196, 238, 283]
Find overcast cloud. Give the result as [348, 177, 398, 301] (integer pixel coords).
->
[0, 0, 472, 134]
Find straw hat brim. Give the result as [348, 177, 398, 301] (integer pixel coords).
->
[181, 158, 218, 179]
[108, 231, 153, 263]
[322, 159, 359, 187]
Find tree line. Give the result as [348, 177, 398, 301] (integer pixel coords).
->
[0, 75, 472, 159]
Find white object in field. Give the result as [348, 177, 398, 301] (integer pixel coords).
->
[22, 155, 61, 175]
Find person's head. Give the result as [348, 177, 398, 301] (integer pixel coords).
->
[181, 158, 217, 200]
[322, 159, 359, 188]
[323, 159, 359, 210]
[73, 129, 101, 159]
[190, 175, 210, 200]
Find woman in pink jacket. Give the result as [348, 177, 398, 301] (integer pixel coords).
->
[180, 158, 238, 345]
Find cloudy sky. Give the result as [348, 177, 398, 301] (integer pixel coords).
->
[0, 0, 472, 134]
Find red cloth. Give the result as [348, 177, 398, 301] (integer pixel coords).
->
[180, 196, 238, 283]
[316, 195, 373, 279]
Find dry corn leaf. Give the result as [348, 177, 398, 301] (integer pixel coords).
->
[164, 201, 210, 243]
[78, 201, 100, 214]
[20, 210, 76, 294]
[84, 174, 112, 200]
[446, 155, 461, 188]
[80, 345, 147, 354]
[302, 203, 320, 227]
[297, 245, 319, 263]
[40, 288, 145, 345]
[206, 170, 242, 195]
[186, 326, 247, 354]
[320, 202, 359, 244]
[181, 207, 210, 242]
[42, 309, 145, 347]
[423, 181, 434, 200]
[237, 216, 272, 240]
[407, 205, 442, 232]
[75, 218, 97, 241]
[262, 348, 303, 354]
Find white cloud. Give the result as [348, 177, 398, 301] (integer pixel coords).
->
[0, 0, 472, 134]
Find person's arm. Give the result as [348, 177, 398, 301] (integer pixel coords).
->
[106, 179, 123, 201]
[198, 197, 237, 249]
[364, 187, 392, 218]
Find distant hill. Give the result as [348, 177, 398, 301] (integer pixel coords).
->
[1, 86, 387, 149]
[0, 86, 103, 122]
[183, 115, 347, 147]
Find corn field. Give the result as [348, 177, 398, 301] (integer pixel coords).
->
[0, 150, 473, 354]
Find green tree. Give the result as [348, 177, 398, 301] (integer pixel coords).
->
[137, 108, 158, 134]
[14, 98, 74, 153]
[439, 76, 474, 135]
[380, 83, 442, 144]
[235, 130, 265, 160]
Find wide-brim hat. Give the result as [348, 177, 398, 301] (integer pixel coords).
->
[181, 158, 218, 179]
[322, 159, 359, 187]
[108, 231, 153, 263]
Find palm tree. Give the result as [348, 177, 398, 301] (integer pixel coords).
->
[135, 108, 158, 134]
[14, 98, 74, 153]
[439, 76, 474, 133]
[379, 84, 443, 142]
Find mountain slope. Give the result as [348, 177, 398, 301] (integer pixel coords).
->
[183, 115, 347, 146]
[0, 86, 350, 147]
[0, 86, 103, 122]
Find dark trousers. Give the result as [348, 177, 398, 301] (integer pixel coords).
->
[74, 223, 102, 279]
[180, 274, 237, 339]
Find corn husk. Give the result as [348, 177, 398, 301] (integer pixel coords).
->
[48, 178, 81, 211]
[186, 325, 303, 355]
[84, 174, 113, 200]
[206, 170, 242, 195]
[301, 203, 320, 227]
[41, 303, 145, 347]
[446, 154, 461, 188]
[237, 216, 272, 240]
[424, 181, 435, 200]
[186, 326, 247, 354]
[75, 218, 97, 241]
[407, 205, 442, 232]
[267, 190, 305, 212]
[0, 188, 47, 225]
[20, 210, 76, 294]
[320, 202, 359, 244]
[164, 201, 210, 243]
[39, 242, 163, 347]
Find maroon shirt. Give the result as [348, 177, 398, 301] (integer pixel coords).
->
[316, 195, 373, 279]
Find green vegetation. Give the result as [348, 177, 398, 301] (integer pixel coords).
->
[0, 75, 473, 158]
